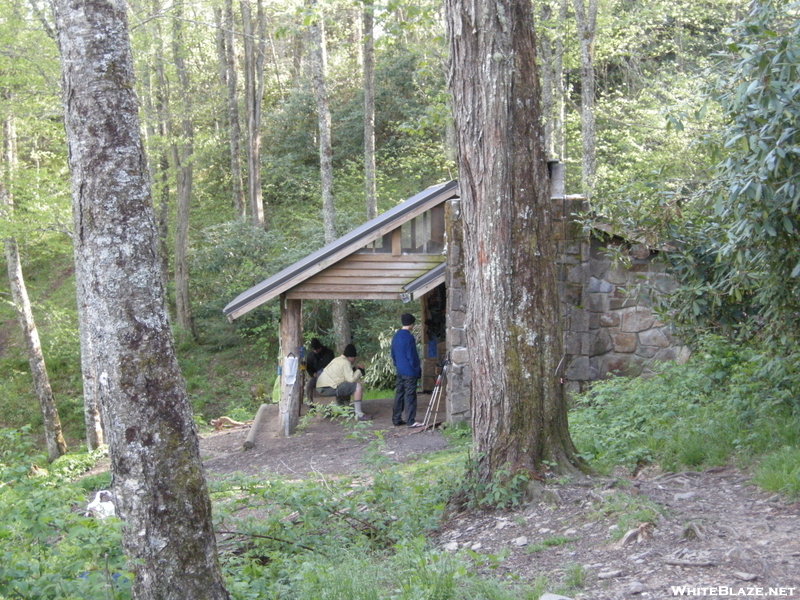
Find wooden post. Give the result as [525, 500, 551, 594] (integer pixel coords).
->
[279, 295, 303, 436]
[243, 403, 270, 450]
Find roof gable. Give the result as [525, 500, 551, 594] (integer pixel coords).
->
[223, 180, 459, 319]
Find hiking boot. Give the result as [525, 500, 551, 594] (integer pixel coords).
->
[357, 413, 373, 422]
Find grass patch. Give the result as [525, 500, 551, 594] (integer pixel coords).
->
[525, 535, 574, 554]
[586, 490, 663, 539]
[560, 562, 586, 591]
[570, 336, 800, 496]
[363, 388, 394, 400]
[753, 446, 800, 498]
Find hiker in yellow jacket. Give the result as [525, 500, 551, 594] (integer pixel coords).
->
[315, 344, 371, 421]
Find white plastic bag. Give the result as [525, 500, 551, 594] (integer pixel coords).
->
[283, 355, 299, 386]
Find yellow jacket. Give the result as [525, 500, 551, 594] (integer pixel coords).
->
[316, 355, 362, 389]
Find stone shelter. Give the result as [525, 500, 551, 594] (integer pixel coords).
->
[224, 173, 687, 440]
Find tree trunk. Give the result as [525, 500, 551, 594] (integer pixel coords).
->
[171, 1, 196, 338]
[241, 0, 266, 228]
[148, 0, 172, 294]
[445, 0, 584, 482]
[2, 111, 67, 462]
[573, 0, 598, 195]
[138, 0, 171, 307]
[4, 241, 68, 461]
[537, 0, 567, 161]
[555, 0, 567, 160]
[76, 277, 104, 450]
[309, 0, 350, 350]
[223, 0, 246, 218]
[53, 2, 229, 598]
[363, 0, 377, 220]
[539, 8, 555, 158]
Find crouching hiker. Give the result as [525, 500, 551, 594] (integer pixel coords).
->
[305, 338, 334, 404]
[315, 343, 371, 421]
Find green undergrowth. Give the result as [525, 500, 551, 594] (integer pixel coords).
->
[210, 430, 544, 600]
[570, 335, 800, 496]
[0, 422, 546, 600]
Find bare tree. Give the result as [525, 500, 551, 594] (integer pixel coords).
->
[171, 0, 196, 337]
[2, 108, 67, 462]
[53, 1, 229, 597]
[444, 0, 585, 483]
[309, 0, 350, 350]
[241, 0, 266, 228]
[363, 0, 377, 220]
[537, 0, 568, 160]
[573, 0, 598, 195]
[219, 0, 246, 219]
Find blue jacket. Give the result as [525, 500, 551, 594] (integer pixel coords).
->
[391, 328, 421, 378]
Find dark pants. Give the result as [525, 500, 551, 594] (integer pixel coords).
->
[317, 381, 357, 406]
[393, 375, 418, 426]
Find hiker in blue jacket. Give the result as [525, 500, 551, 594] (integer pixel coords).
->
[391, 313, 422, 427]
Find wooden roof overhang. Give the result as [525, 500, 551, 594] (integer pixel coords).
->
[223, 180, 459, 320]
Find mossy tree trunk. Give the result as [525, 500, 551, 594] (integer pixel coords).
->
[54, 2, 229, 598]
[444, 0, 585, 483]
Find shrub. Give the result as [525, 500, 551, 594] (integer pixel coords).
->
[570, 336, 800, 478]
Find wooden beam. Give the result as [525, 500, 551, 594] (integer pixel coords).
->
[292, 283, 408, 294]
[279, 296, 303, 437]
[286, 291, 404, 300]
[314, 269, 435, 279]
[303, 275, 418, 286]
[345, 253, 443, 263]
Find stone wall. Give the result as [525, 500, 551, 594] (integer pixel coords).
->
[444, 198, 471, 422]
[554, 197, 689, 395]
[443, 192, 689, 423]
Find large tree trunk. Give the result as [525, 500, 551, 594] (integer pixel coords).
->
[171, 1, 196, 337]
[241, 0, 266, 228]
[573, 0, 598, 195]
[53, 2, 229, 598]
[2, 111, 67, 462]
[363, 0, 377, 220]
[445, 0, 583, 482]
[309, 0, 350, 350]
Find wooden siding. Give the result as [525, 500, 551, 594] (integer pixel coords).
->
[285, 253, 443, 300]
[224, 181, 459, 319]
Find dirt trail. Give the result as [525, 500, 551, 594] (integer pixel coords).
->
[199, 397, 800, 599]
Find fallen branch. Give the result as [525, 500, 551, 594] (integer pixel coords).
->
[210, 416, 253, 431]
[215, 529, 320, 554]
[664, 559, 717, 567]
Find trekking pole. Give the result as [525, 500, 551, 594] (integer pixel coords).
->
[422, 357, 448, 431]
[427, 359, 448, 432]
[420, 377, 438, 429]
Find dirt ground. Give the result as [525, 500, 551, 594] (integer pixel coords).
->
[200, 394, 450, 478]
[199, 395, 800, 599]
